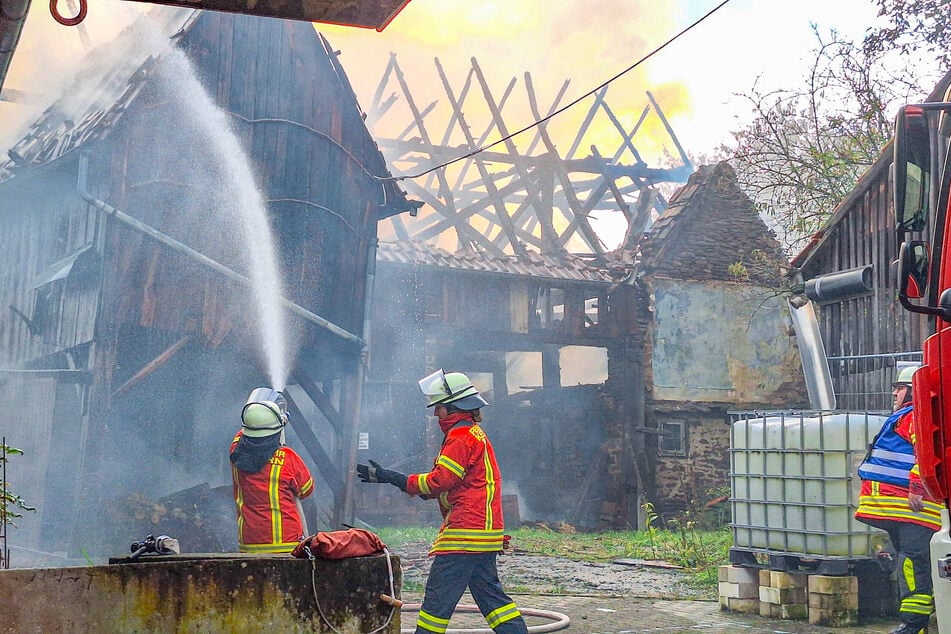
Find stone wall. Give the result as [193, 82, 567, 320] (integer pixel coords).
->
[0, 553, 401, 633]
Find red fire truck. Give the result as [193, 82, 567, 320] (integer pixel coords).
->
[894, 92, 951, 628]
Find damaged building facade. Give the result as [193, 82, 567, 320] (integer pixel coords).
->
[0, 10, 412, 564]
[356, 162, 807, 529]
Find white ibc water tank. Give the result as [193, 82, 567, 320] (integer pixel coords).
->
[731, 411, 890, 559]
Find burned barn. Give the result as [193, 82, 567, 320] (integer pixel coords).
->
[356, 161, 807, 529]
[0, 9, 413, 565]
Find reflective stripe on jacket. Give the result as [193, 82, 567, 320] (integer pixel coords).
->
[855, 407, 941, 531]
[858, 405, 915, 487]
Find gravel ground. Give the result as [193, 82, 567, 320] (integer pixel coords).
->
[392, 541, 908, 633]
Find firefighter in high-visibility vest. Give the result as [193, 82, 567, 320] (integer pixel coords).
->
[357, 370, 527, 634]
[230, 387, 314, 553]
[856, 365, 942, 634]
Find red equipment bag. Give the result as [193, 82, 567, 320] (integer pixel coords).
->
[292, 528, 387, 560]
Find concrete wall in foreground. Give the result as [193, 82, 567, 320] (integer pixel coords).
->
[0, 553, 401, 633]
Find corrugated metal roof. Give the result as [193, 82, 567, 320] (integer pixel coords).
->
[377, 241, 616, 284]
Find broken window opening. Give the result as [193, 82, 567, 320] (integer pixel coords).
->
[658, 420, 687, 457]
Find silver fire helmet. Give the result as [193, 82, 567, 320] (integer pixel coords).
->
[241, 387, 288, 437]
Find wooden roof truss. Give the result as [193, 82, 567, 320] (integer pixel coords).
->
[367, 56, 694, 261]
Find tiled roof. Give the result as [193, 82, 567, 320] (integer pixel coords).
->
[377, 241, 616, 284]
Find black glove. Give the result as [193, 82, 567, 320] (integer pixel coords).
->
[357, 459, 407, 491]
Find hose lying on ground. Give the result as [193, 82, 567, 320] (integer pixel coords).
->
[398, 603, 571, 634]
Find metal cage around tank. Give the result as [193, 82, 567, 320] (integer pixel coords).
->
[728, 410, 891, 573]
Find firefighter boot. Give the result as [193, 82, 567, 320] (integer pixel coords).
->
[889, 623, 927, 634]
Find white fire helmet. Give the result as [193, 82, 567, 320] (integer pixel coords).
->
[418, 369, 489, 411]
[893, 364, 921, 387]
[241, 387, 288, 437]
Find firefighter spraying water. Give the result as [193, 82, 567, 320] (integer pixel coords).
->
[230, 387, 315, 553]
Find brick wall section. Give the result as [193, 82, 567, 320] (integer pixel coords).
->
[653, 415, 730, 520]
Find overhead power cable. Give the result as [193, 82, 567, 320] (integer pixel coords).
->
[379, 0, 733, 183]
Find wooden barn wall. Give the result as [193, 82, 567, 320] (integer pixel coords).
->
[92, 13, 385, 358]
[798, 157, 929, 410]
[0, 158, 100, 366]
[0, 11, 400, 563]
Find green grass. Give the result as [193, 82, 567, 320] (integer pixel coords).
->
[375, 526, 733, 592]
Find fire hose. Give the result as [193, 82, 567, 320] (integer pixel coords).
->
[381, 595, 570, 633]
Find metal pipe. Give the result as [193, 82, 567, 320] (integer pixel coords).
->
[76, 152, 364, 346]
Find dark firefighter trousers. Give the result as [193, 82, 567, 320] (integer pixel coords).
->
[415, 552, 528, 634]
[884, 520, 936, 630]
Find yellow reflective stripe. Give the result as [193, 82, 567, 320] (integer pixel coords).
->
[417, 609, 449, 633]
[269, 462, 283, 544]
[300, 478, 314, 497]
[430, 528, 505, 553]
[232, 465, 246, 544]
[436, 454, 465, 478]
[239, 541, 299, 553]
[417, 473, 431, 495]
[485, 602, 521, 628]
[482, 441, 495, 530]
[857, 494, 943, 527]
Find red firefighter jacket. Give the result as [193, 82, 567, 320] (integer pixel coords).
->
[855, 407, 942, 531]
[230, 431, 315, 553]
[405, 413, 505, 555]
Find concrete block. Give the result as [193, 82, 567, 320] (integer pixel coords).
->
[719, 581, 758, 599]
[769, 570, 808, 589]
[808, 574, 858, 595]
[762, 601, 808, 620]
[809, 591, 859, 610]
[717, 565, 759, 585]
[720, 596, 759, 613]
[759, 585, 806, 604]
[759, 569, 771, 586]
[777, 603, 809, 620]
[809, 606, 858, 627]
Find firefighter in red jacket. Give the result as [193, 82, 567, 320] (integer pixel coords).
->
[855, 366, 942, 634]
[357, 370, 527, 634]
[230, 387, 314, 554]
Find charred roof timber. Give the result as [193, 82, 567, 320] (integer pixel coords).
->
[366, 54, 694, 266]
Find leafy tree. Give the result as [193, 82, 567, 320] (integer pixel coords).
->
[865, 0, 951, 71]
[722, 26, 939, 254]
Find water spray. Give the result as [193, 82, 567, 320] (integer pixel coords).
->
[163, 47, 291, 389]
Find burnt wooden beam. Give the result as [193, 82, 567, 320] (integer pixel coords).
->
[110, 335, 192, 400]
[471, 58, 553, 257]
[527, 73, 603, 253]
[646, 91, 693, 173]
[284, 392, 344, 499]
[291, 368, 344, 436]
[435, 58, 525, 256]
[566, 86, 607, 160]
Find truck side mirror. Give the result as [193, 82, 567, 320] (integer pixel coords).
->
[893, 105, 931, 235]
[897, 240, 929, 300]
